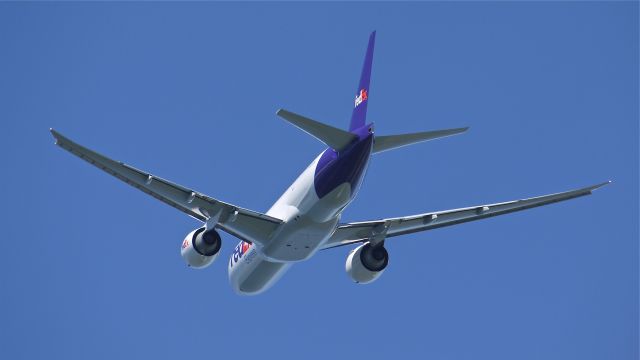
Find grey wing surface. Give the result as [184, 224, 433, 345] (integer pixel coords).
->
[323, 182, 610, 249]
[50, 129, 282, 245]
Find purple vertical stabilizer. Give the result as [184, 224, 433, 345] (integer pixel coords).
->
[349, 31, 376, 132]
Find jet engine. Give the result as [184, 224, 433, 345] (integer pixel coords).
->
[345, 243, 389, 284]
[181, 227, 222, 268]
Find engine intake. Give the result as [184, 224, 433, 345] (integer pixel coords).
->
[345, 243, 389, 284]
[181, 228, 222, 268]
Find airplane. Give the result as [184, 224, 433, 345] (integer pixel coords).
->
[50, 31, 609, 295]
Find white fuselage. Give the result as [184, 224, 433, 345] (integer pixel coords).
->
[227, 152, 355, 295]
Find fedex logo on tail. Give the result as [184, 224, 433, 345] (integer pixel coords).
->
[354, 89, 368, 108]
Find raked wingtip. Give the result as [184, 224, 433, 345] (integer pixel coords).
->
[49, 128, 65, 145]
[591, 181, 612, 191]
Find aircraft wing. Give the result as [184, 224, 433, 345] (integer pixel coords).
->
[323, 182, 610, 249]
[50, 129, 283, 245]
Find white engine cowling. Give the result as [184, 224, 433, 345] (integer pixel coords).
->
[345, 243, 389, 284]
[181, 227, 222, 269]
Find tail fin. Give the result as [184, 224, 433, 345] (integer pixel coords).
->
[349, 31, 376, 132]
[372, 127, 469, 154]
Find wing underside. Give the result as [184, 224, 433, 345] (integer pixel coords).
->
[50, 129, 282, 245]
[323, 181, 610, 249]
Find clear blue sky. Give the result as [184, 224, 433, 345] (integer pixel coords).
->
[1, 2, 637, 359]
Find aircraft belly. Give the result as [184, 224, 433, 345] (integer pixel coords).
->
[261, 183, 349, 261]
[228, 246, 292, 295]
[238, 260, 291, 294]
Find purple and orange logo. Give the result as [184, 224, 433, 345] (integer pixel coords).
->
[354, 88, 368, 108]
[230, 241, 251, 268]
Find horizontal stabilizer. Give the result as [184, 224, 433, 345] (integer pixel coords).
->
[277, 109, 357, 151]
[373, 127, 469, 154]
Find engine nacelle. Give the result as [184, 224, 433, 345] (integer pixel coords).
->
[181, 227, 222, 269]
[345, 243, 389, 284]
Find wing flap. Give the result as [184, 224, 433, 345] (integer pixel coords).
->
[51, 129, 283, 245]
[323, 181, 610, 249]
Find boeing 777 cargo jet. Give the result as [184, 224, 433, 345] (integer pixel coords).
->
[51, 32, 609, 295]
